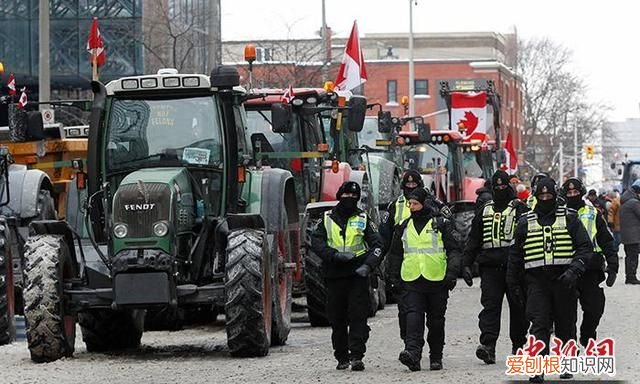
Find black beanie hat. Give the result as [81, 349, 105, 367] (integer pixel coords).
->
[407, 188, 429, 205]
[402, 169, 424, 188]
[491, 170, 510, 190]
[561, 178, 585, 197]
[534, 177, 557, 198]
[336, 181, 361, 200]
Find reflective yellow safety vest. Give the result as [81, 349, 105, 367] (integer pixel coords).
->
[401, 218, 446, 282]
[526, 195, 537, 210]
[395, 195, 412, 225]
[523, 208, 574, 269]
[481, 200, 518, 249]
[324, 211, 368, 257]
[577, 204, 602, 253]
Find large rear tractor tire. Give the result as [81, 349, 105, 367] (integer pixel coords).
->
[225, 228, 272, 357]
[23, 235, 76, 362]
[368, 276, 380, 317]
[0, 230, 11, 345]
[78, 309, 145, 352]
[303, 247, 330, 327]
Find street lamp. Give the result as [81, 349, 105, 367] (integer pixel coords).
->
[408, 0, 416, 122]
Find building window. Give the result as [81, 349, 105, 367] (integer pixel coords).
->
[415, 79, 429, 95]
[387, 80, 397, 103]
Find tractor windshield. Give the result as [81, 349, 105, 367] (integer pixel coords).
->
[106, 96, 223, 173]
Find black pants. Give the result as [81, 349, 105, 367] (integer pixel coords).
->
[396, 289, 408, 341]
[577, 270, 605, 346]
[404, 287, 449, 360]
[525, 273, 578, 355]
[326, 276, 371, 362]
[624, 243, 639, 279]
[478, 267, 528, 350]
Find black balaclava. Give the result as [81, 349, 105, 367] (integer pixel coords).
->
[531, 172, 550, 191]
[491, 170, 514, 206]
[335, 181, 361, 216]
[408, 188, 430, 218]
[534, 177, 557, 215]
[402, 169, 424, 198]
[561, 178, 585, 210]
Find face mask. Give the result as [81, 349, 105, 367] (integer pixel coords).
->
[493, 187, 512, 202]
[536, 199, 556, 214]
[338, 197, 358, 212]
[403, 185, 417, 197]
[565, 196, 583, 210]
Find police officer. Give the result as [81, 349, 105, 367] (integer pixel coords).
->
[388, 188, 461, 372]
[559, 178, 619, 347]
[463, 170, 529, 364]
[507, 177, 593, 383]
[310, 181, 383, 371]
[526, 172, 550, 210]
[381, 169, 449, 342]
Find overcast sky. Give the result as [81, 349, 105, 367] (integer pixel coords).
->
[221, 0, 640, 121]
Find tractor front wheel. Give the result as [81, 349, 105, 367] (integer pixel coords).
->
[79, 309, 145, 352]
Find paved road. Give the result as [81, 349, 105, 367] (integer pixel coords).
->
[1, 275, 636, 384]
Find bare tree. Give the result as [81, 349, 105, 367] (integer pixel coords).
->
[518, 37, 613, 174]
[142, 1, 209, 73]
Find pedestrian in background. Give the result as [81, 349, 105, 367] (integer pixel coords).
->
[388, 188, 461, 372]
[310, 181, 384, 371]
[619, 180, 640, 285]
[607, 190, 621, 249]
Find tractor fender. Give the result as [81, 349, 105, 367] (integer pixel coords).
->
[1, 164, 52, 219]
[259, 168, 299, 233]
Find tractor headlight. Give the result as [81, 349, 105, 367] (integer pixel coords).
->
[153, 221, 169, 237]
[113, 223, 128, 239]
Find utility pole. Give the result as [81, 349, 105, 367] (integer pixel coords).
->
[207, 0, 222, 71]
[574, 118, 578, 178]
[38, 0, 50, 109]
[559, 141, 563, 183]
[408, 0, 415, 120]
[321, 0, 329, 82]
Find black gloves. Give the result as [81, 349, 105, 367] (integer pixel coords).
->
[333, 251, 355, 263]
[606, 271, 617, 287]
[557, 267, 580, 289]
[463, 266, 474, 287]
[355, 264, 371, 277]
[444, 276, 457, 291]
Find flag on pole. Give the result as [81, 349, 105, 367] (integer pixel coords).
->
[335, 21, 367, 91]
[87, 17, 106, 67]
[17, 87, 27, 109]
[281, 85, 295, 103]
[451, 91, 488, 143]
[504, 131, 518, 173]
[7, 73, 16, 96]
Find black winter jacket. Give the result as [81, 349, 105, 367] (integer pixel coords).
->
[310, 207, 383, 279]
[620, 189, 640, 245]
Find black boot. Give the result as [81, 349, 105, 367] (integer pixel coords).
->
[336, 360, 350, 370]
[529, 374, 544, 383]
[559, 373, 573, 379]
[625, 276, 640, 284]
[350, 359, 365, 371]
[475, 344, 496, 364]
[429, 359, 443, 371]
[399, 350, 421, 371]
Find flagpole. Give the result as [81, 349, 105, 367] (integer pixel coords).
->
[408, 0, 415, 124]
[38, 0, 50, 111]
[92, 52, 98, 81]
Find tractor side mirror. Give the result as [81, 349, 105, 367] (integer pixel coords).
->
[610, 162, 616, 170]
[618, 169, 622, 176]
[416, 122, 431, 143]
[347, 96, 367, 132]
[377, 111, 393, 133]
[271, 103, 293, 133]
[27, 111, 46, 140]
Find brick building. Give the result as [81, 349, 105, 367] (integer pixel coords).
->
[223, 31, 524, 154]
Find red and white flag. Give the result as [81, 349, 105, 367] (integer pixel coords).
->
[504, 131, 518, 173]
[335, 21, 367, 91]
[451, 91, 488, 143]
[17, 87, 27, 109]
[87, 17, 106, 67]
[7, 73, 16, 96]
[281, 85, 295, 103]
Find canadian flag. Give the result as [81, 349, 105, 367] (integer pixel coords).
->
[17, 87, 27, 109]
[281, 85, 295, 103]
[504, 131, 518, 173]
[87, 17, 106, 67]
[451, 91, 488, 143]
[335, 21, 367, 91]
[7, 73, 16, 96]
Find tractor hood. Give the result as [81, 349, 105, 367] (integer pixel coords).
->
[112, 167, 194, 246]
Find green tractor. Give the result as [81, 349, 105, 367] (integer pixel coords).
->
[20, 67, 297, 362]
